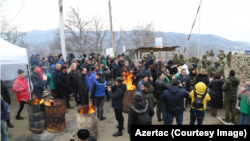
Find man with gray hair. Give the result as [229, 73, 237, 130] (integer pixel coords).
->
[52, 63, 62, 98]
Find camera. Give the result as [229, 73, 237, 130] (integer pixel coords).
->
[105, 81, 116, 89]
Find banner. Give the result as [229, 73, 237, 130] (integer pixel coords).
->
[155, 38, 162, 48]
[106, 48, 113, 57]
[123, 46, 125, 52]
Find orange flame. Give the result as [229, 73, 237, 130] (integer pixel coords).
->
[31, 97, 44, 105]
[78, 101, 95, 114]
[122, 68, 136, 90]
[44, 99, 55, 106]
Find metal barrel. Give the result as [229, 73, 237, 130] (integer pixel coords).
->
[76, 106, 98, 138]
[123, 90, 136, 113]
[44, 98, 66, 133]
[27, 99, 47, 132]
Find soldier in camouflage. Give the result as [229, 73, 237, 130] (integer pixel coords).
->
[196, 58, 201, 71]
[191, 56, 196, 64]
[220, 60, 226, 79]
[226, 51, 232, 67]
[96, 53, 101, 63]
[221, 50, 226, 59]
[202, 54, 207, 69]
[173, 53, 180, 64]
[150, 50, 156, 61]
[210, 50, 215, 57]
[178, 54, 185, 66]
[206, 60, 213, 78]
[211, 61, 224, 78]
[206, 51, 210, 56]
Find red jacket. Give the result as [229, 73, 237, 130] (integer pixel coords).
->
[38, 66, 44, 83]
[12, 76, 30, 102]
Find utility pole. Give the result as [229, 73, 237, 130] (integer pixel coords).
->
[198, 7, 200, 57]
[59, 0, 66, 61]
[108, 0, 115, 57]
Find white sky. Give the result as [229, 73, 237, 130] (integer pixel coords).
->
[1, 0, 250, 42]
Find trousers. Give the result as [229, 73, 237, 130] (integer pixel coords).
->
[93, 98, 104, 118]
[156, 99, 167, 125]
[114, 108, 124, 131]
[16, 101, 26, 117]
[80, 93, 89, 106]
[224, 98, 236, 118]
[1, 120, 9, 141]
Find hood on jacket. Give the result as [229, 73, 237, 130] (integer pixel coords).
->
[227, 76, 240, 85]
[116, 84, 127, 91]
[199, 69, 207, 75]
[132, 100, 148, 113]
[195, 82, 207, 94]
[101, 55, 105, 60]
[211, 79, 224, 85]
[167, 86, 181, 94]
[144, 85, 154, 94]
[182, 64, 189, 75]
[96, 78, 105, 84]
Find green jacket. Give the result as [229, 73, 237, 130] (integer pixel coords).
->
[47, 73, 56, 89]
[54, 56, 60, 64]
[211, 65, 224, 78]
[210, 53, 214, 57]
[239, 94, 250, 114]
[143, 85, 156, 108]
[222, 76, 240, 100]
[150, 52, 156, 61]
[173, 56, 180, 63]
[179, 57, 185, 66]
[102, 60, 107, 66]
[206, 65, 213, 78]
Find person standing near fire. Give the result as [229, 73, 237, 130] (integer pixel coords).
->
[52, 63, 62, 98]
[68, 63, 81, 106]
[31, 65, 44, 99]
[12, 69, 31, 120]
[78, 68, 89, 106]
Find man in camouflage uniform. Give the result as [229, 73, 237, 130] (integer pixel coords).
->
[206, 60, 213, 78]
[178, 54, 185, 66]
[206, 51, 210, 56]
[202, 54, 207, 69]
[196, 58, 201, 71]
[221, 50, 226, 59]
[96, 53, 101, 63]
[210, 50, 214, 57]
[173, 53, 180, 63]
[191, 56, 196, 64]
[226, 51, 232, 67]
[211, 61, 224, 78]
[150, 50, 156, 62]
[220, 60, 226, 79]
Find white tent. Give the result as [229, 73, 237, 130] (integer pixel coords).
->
[0, 38, 32, 92]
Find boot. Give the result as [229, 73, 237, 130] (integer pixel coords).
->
[211, 112, 217, 117]
[230, 117, 235, 123]
[113, 130, 123, 136]
[100, 117, 106, 121]
[15, 116, 24, 120]
[116, 126, 124, 130]
[7, 122, 14, 128]
[67, 105, 74, 109]
[222, 117, 230, 123]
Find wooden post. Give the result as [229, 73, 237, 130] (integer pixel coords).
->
[108, 0, 115, 57]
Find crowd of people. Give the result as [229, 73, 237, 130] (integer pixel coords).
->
[1, 51, 250, 141]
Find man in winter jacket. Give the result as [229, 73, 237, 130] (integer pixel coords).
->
[177, 69, 191, 108]
[160, 79, 188, 125]
[68, 63, 81, 106]
[12, 69, 30, 120]
[154, 72, 170, 124]
[154, 57, 165, 71]
[141, 82, 155, 108]
[1, 98, 10, 141]
[48, 54, 55, 66]
[112, 57, 123, 80]
[55, 54, 62, 64]
[95, 63, 105, 79]
[78, 68, 89, 106]
[31, 65, 44, 98]
[86, 66, 96, 93]
[108, 77, 127, 137]
[134, 61, 146, 80]
[222, 70, 240, 123]
[137, 74, 152, 96]
[91, 72, 107, 121]
[127, 92, 155, 138]
[76, 60, 82, 72]
[1, 81, 13, 128]
[51, 63, 62, 98]
[83, 60, 93, 73]
[42, 57, 49, 74]
[57, 66, 74, 113]
[102, 66, 111, 102]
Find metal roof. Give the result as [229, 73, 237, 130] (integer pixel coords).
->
[125, 46, 180, 52]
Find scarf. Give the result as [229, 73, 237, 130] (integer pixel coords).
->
[165, 76, 170, 83]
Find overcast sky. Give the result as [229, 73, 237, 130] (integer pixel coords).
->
[1, 0, 250, 42]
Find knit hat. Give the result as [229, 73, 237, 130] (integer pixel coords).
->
[171, 79, 179, 86]
[76, 60, 81, 64]
[31, 65, 37, 71]
[192, 64, 197, 68]
[133, 91, 143, 102]
[77, 129, 90, 140]
[18, 69, 24, 74]
[141, 74, 147, 79]
[90, 66, 96, 71]
[115, 77, 124, 84]
[61, 66, 67, 70]
[145, 70, 151, 76]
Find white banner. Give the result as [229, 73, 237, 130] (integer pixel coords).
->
[106, 48, 113, 57]
[123, 46, 125, 52]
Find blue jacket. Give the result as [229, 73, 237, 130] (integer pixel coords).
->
[1, 98, 10, 121]
[96, 69, 105, 80]
[86, 71, 96, 92]
[136, 79, 152, 97]
[160, 86, 189, 115]
[112, 61, 124, 79]
[108, 84, 127, 109]
[91, 78, 107, 99]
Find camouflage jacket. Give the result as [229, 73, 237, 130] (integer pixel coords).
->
[179, 57, 185, 66]
[210, 53, 214, 57]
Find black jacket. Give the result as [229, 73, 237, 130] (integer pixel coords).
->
[207, 79, 225, 108]
[160, 86, 189, 115]
[170, 66, 178, 75]
[68, 70, 80, 88]
[177, 74, 191, 92]
[57, 71, 72, 96]
[108, 84, 127, 109]
[31, 72, 44, 94]
[1, 80, 11, 104]
[127, 100, 154, 134]
[76, 65, 81, 72]
[154, 78, 170, 100]
[195, 74, 210, 86]
[91, 78, 106, 100]
[83, 63, 93, 73]
[135, 65, 146, 78]
[103, 68, 111, 82]
[52, 68, 61, 92]
[150, 70, 157, 87]
[78, 73, 89, 95]
[188, 73, 196, 90]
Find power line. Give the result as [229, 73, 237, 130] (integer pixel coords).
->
[7, 0, 25, 25]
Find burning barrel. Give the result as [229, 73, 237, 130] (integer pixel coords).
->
[44, 99, 66, 132]
[27, 98, 46, 132]
[76, 105, 98, 138]
[122, 68, 136, 113]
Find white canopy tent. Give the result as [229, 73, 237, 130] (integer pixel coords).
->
[0, 38, 32, 92]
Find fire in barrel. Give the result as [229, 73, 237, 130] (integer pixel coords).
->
[44, 99, 66, 132]
[27, 97, 46, 132]
[122, 68, 136, 113]
[76, 102, 98, 138]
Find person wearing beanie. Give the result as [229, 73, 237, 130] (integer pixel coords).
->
[70, 129, 97, 141]
[136, 74, 152, 97]
[31, 65, 44, 99]
[12, 69, 31, 120]
[127, 91, 154, 138]
[189, 82, 211, 125]
[57, 66, 74, 113]
[108, 77, 127, 136]
[160, 79, 188, 125]
[192, 64, 197, 69]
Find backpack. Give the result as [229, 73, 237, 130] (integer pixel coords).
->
[132, 101, 152, 125]
[192, 90, 207, 110]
